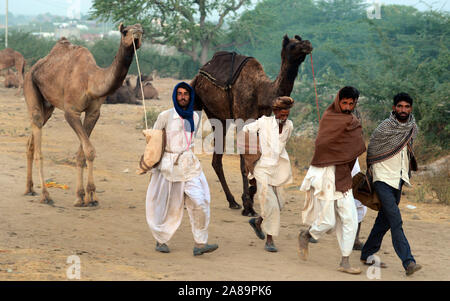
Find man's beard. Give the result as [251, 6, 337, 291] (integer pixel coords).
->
[342, 110, 352, 114]
[394, 111, 410, 121]
[276, 118, 286, 125]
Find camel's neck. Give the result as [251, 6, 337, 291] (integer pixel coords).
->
[91, 43, 134, 98]
[272, 56, 305, 97]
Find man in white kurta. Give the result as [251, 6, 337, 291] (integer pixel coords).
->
[146, 82, 218, 256]
[243, 96, 294, 252]
[298, 86, 365, 275]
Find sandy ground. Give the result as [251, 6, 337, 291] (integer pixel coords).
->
[0, 78, 449, 281]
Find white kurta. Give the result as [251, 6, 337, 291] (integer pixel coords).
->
[146, 108, 211, 244]
[351, 160, 367, 223]
[243, 116, 293, 236]
[300, 164, 358, 257]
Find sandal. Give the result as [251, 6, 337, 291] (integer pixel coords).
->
[337, 266, 362, 274]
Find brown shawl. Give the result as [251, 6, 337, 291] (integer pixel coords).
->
[311, 89, 366, 192]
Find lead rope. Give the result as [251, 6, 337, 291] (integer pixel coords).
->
[310, 53, 321, 122]
[132, 39, 148, 130]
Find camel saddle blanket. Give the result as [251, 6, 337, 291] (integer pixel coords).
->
[237, 131, 261, 176]
[136, 128, 166, 175]
[199, 51, 253, 90]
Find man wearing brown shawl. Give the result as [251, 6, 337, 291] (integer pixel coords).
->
[361, 92, 421, 276]
[244, 96, 294, 253]
[298, 86, 366, 274]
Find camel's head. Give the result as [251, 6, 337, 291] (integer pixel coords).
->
[281, 34, 313, 64]
[119, 23, 144, 49]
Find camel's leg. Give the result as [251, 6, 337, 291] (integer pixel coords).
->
[15, 59, 25, 96]
[31, 124, 53, 204]
[64, 110, 99, 207]
[211, 124, 241, 209]
[25, 106, 54, 196]
[23, 76, 54, 204]
[81, 109, 101, 207]
[240, 155, 257, 217]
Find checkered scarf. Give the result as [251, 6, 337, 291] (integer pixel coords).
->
[367, 112, 418, 165]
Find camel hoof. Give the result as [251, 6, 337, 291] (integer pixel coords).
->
[229, 202, 242, 210]
[86, 200, 99, 207]
[241, 209, 258, 217]
[24, 191, 37, 196]
[40, 198, 54, 206]
[74, 199, 84, 207]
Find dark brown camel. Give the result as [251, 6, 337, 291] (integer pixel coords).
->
[24, 23, 143, 206]
[0, 48, 26, 95]
[191, 35, 312, 216]
[105, 77, 141, 104]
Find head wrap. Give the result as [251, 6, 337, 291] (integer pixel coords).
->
[272, 96, 294, 110]
[172, 82, 195, 132]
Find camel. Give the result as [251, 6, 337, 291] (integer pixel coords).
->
[0, 48, 26, 95]
[134, 75, 159, 100]
[4, 69, 19, 88]
[191, 34, 313, 216]
[105, 77, 141, 105]
[23, 23, 143, 207]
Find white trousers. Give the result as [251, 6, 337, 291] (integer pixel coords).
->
[257, 180, 284, 237]
[146, 170, 211, 244]
[309, 191, 358, 257]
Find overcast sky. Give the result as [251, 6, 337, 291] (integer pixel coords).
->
[0, 0, 448, 17]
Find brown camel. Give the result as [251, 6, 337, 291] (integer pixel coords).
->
[134, 75, 159, 100]
[105, 77, 141, 105]
[4, 69, 19, 88]
[0, 48, 26, 95]
[191, 34, 313, 216]
[24, 23, 143, 207]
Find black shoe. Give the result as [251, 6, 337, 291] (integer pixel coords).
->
[155, 242, 170, 253]
[249, 218, 265, 240]
[193, 244, 219, 256]
[406, 261, 422, 276]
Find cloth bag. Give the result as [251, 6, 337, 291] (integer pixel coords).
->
[237, 131, 261, 176]
[136, 128, 166, 175]
[352, 170, 381, 211]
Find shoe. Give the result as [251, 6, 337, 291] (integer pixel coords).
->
[337, 266, 362, 275]
[264, 242, 278, 252]
[309, 237, 318, 243]
[193, 243, 218, 256]
[405, 261, 422, 276]
[249, 218, 265, 240]
[155, 242, 170, 253]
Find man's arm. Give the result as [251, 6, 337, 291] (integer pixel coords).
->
[153, 111, 167, 130]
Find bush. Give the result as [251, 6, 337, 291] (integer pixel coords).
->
[142, 109, 160, 129]
[427, 163, 450, 205]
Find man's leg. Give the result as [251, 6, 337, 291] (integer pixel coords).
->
[386, 182, 416, 270]
[146, 171, 185, 252]
[298, 198, 336, 260]
[361, 182, 392, 261]
[184, 172, 218, 255]
[335, 193, 360, 274]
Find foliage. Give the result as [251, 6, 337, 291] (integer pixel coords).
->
[90, 0, 253, 64]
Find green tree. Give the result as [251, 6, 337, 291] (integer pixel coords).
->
[90, 0, 253, 65]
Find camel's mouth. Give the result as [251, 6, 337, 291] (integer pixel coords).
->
[301, 41, 313, 54]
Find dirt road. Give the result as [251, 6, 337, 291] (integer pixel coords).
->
[0, 78, 449, 280]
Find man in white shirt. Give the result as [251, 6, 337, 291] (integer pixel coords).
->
[243, 96, 294, 253]
[361, 92, 421, 276]
[145, 82, 218, 256]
